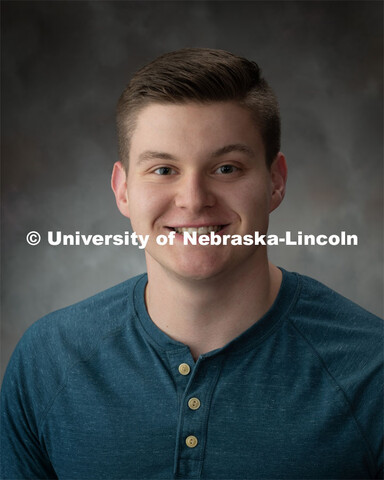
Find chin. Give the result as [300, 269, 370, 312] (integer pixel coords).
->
[172, 268, 225, 283]
[166, 254, 232, 283]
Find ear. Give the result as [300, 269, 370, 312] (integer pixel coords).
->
[111, 161, 130, 218]
[269, 152, 287, 213]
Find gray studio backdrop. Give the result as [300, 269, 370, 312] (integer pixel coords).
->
[2, 1, 383, 381]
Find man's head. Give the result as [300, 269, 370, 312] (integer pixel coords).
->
[112, 49, 287, 282]
[116, 48, 280, 170]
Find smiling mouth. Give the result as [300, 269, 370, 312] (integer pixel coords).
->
[170, 225, 225, 235]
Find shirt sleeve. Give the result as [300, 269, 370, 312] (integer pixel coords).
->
[1, 331, 58, 479]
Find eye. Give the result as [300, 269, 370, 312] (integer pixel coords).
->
[215, 165, 239, 175]
[153, 166, 176, 175]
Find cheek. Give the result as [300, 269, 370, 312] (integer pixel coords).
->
[128, 183, 171, 227]
[235, 180, 271, 215]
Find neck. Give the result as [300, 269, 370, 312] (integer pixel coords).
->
[145, 253, 282, 360]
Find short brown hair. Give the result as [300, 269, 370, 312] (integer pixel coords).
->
[117, 48, 280, 169]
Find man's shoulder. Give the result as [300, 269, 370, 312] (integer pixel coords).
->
[281, 271, 383, 475]
[292, 271, 382, 330]
[7, 274, 147, 382]
[32, 273, 145, 338]
[0, 274, 148, 456]
[287, 270, 383, 376]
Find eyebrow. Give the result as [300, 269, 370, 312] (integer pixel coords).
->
[138, 151, 177, 164]
[137, 144, 255, 164]
[210, 144, 255, 158]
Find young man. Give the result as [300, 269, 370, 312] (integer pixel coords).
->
[1, 49, 382, 479]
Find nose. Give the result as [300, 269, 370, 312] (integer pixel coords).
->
[174, 172, 215, 212]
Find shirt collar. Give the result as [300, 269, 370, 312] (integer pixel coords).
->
[132, 268, 300, 357]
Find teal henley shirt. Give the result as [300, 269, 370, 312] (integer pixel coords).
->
[1, 269, 383, 479]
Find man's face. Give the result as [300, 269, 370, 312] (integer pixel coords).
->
[113, 101, 286, 282]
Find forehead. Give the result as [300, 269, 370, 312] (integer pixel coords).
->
[130, 101, 264, 159]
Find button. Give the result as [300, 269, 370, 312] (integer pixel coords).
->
[188, 397, 201, 410]
[185, 435, 198, 448]
[178, 363, 191, 375]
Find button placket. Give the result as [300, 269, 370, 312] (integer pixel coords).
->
[174, 355, 224, 479]
[166, 348, 196, 397]
[167, 349, 224, 479]
[181, 390, 204, 458]
[180, 363, 203, 456]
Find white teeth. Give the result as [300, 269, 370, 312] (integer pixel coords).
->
[174, 226, 222, 235]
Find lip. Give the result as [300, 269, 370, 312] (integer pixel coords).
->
[166, 223, 228, 229]
[164, 224, 230, 239]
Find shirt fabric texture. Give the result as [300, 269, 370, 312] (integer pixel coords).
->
[1, 269, 383, 479]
